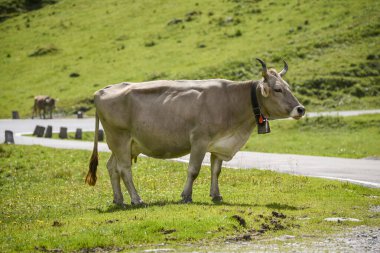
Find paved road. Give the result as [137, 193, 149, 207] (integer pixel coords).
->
[1, 109, 380, 188]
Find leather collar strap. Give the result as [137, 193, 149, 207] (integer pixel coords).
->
[251, 83, 271, 134]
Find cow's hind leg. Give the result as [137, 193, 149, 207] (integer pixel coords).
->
[107, 154, 124, 206]
[113, 136, 143, 205]
[181, 144, 207, 203]
[210, 153, 223, 203]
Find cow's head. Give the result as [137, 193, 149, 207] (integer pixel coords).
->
[44, 97, 56, 108]
[256, 58, 305, 120]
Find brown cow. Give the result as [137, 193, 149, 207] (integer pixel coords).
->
[32, 95, 55, 119]
[86, 59, 305, 206]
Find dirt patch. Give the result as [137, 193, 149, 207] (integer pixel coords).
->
[271, 211, 286, 219]
[159, 228, 176, 235]
[231, 214, 246, 227]
[75, 246, 124, 253]
[184, 226, 380, 252]
[226, 211, 295, 243]
[34, 246, 63, 253]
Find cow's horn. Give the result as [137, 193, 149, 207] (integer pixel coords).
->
[279, 60, 288, 77]
[256, 58, 269, 79]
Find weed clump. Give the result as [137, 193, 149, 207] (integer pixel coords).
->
[144, 41, 156, 47]
[0, 0, 57, 22]
[28, 44, 58, 57]
[167, 18, 183, 26]
[225, 29, 243, 38]
[145, 72, 168, 81]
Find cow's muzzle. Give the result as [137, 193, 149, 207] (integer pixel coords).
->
[291, 106, 305, 120]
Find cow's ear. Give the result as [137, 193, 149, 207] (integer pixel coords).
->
[260, 82, 270, 97]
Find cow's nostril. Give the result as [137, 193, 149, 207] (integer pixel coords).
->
[297, 106, 305, 115]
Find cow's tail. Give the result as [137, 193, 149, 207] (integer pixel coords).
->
[85, 112, 99, 186]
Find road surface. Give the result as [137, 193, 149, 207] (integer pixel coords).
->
[1, 109, 380, 188]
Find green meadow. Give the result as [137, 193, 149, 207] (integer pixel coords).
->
[1, 0, 380, 251]
[0, 0, 379, 118]
[1, 144, 379, 252]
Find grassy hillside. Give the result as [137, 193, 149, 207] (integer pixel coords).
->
[0, 0, 379, 118]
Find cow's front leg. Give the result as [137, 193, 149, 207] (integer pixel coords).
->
[210, 153, 223, 203]
[107, 154, 124, 206]
[181, 145, 207, 203]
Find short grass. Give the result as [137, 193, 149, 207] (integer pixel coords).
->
[0, 0, 379, 118]
[0, 144, 379, 252]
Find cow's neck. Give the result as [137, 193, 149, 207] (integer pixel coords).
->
[250, 81, 271, 134]
[228, 80, 257, 128]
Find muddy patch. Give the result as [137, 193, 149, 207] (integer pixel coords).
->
[231, 215, 246, 227]
[227, 211, 296, 242]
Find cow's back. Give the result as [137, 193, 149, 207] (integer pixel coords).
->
[95, 80, 231, 128]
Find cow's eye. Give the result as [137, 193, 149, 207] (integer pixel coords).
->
[274, 88, 282, 93]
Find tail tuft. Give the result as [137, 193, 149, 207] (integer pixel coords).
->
[86, 112, 99, 186]
[85, 152, 98, 186]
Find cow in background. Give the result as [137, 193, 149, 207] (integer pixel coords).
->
[32, 95, 55, 119]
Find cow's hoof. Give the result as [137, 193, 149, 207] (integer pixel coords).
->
[111, 201, 126, 209]
[212, 195, 223, 203]
[131, 200, 145, 206]
[181, 196, 192, 203]
[113, 200, 126, 207]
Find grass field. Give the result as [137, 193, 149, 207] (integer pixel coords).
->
[0, 0, 379, 118]
[0, 144, 379, 252]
